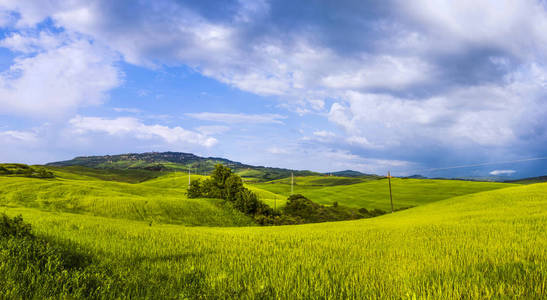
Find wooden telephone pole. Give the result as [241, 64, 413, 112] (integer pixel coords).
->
[388, 171, 393, 213]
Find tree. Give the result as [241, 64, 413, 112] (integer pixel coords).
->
[283, 194, 321, 220]
[211, 164, 232, 189]
[187, 180, 202, 198]
[187, 163, 275, 221]
[223, 174, 244, 202]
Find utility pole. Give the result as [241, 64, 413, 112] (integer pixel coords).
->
[188, 166, 191, 186]
[291, 172, 294, 195]
[388, 171, 393, 213]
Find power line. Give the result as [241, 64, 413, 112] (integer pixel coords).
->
[401, 156, 547, 175]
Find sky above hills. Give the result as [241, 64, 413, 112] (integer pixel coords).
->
[0, 0, 546, 178]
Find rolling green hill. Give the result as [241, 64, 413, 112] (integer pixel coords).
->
[251, 176, 515, 210]
[2, 182, 545, 298]
[47, 152, 319, 181]
[0, 170, 261, 227]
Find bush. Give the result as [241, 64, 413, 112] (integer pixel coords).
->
[0, 214, 33, 238]
[254, 214, 303, 226]
[370, 209, 386, 216]
[284, 194, 322, 221]
[31, 168, 55, 178]
[0, 164, 54, 178]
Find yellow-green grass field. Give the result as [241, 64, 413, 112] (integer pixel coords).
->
[1, 182, 545, 298]
[251, 176, 515, 210]
[0, 170, 258, 227]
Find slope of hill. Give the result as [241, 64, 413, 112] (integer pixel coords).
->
[0, 171, 257, 227]
[326, 170, 382, 178]
[506, 175, 547, 184]
[251, 176, 515, 210]
[2, 182, 545, 298]
[47, 152, 319, 181]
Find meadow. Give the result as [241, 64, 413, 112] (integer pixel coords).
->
[0, 169, 255, 227]
[1, 182, 545, 298]
[0, 166, 545, 298]
[251, 176, 515, 210]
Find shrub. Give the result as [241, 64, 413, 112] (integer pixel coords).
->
[284, 194, 322, 221]
[0, 214, 33, 239]
[370, 209, 386, 216]
[31, 168, 55, 178]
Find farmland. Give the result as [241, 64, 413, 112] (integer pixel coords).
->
[1, 176, 545, 298]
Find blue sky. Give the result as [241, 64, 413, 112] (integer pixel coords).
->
[0, 0, 546, 178]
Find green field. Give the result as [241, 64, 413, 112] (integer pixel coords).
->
[251, 176, 515, 210]
[1, 180, 545, 298]
[0, 169, 257, 227]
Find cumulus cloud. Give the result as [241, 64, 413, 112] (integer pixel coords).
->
[0, 31, 122, 117]
[489, 170, 516, 176]
[1, 0, 546, 174]
[186, 112, 286, 124]
[69, 116, 217, 147]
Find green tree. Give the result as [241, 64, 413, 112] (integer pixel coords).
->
[187, 180, 202, 198]
[211, 164, 232, 189]
[224, 174, 244, 202]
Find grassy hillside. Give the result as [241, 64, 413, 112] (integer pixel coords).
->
[0, 172, 257, 227]
[507, 175, 547, 185]
[252, 176, 515, 210]
[47, 152, 320, 181]
[2, 183, 545, 298]
[46, 165, 164, 183]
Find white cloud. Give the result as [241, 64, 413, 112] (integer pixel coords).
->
[186, 112, 286, 124]
[113, 107, 142, 114]
[398, 0, 547, 59]
[0, 31, 122, 117]
[328, 64, 546, 150]
[267, 147, 289, 155]
[313, 130, 335, 138]
[196, 125, 230, 135]
[0, 31, 63, 53]
[1, 1, 546, 173]
[0, 129, 38, 143]
[489, 169, 516, 176]
[321, 55, 433, 90]
[69, 116, 217, 147]
[346, 136, 375, 148]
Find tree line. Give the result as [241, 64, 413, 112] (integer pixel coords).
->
[188, 164, 397, 225]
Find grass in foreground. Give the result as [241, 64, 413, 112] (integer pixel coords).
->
[1, 183, 545, 298]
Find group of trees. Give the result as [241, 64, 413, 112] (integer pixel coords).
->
[188, 164, 391, 226]
[0, 164, 54, 179]
[187, 164, 272, 216]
